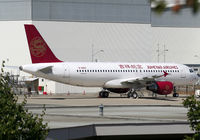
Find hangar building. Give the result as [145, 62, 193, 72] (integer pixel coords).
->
[0, 0, 200, 94]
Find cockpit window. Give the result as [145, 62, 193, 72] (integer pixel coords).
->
[189, 69, 194, 73]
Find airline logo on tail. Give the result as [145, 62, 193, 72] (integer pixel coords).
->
[24, 24, 62, 63]
[30, 36, 47, 57]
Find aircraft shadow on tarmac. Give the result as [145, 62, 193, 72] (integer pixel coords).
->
[140, 96, 178, 101]
[29, 94, 179, 101]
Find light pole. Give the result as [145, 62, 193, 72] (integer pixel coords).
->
[163, 45, 168, 63]
[194, 55, 200, 63]
[156, 43, 160, 62]
[91, 45, 104, 62]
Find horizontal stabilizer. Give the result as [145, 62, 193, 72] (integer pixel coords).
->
[37, 66, 53, 74]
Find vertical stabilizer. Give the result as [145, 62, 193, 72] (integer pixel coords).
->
[24, 24, 62, 63]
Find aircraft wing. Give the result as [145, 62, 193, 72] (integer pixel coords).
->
[121, 72, 169, 87]
[104, 72, 169, 89]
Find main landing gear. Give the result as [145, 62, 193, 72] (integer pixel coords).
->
[99, 90, 110, 98]
[173, 86, 179, 97]
[127, 90, 138, 99]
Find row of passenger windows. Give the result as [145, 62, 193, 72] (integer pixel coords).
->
[77, 69, 180, 73]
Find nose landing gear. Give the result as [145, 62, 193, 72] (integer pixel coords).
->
[99, 90, 110, 98]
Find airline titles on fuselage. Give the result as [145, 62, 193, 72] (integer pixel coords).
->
[76, 64, 180, 73]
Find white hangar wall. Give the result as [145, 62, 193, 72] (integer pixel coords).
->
[32, 21, 153, 63]
[1, 21, 200, 93]
[1, 0, 200, 94]
[152, 27, 200, 64]
[0, 21, 32, 76]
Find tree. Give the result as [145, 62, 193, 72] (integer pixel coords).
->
[151, 0, 199, 14]
[183, 95, 200, 140]
[0, 61, 48, 140]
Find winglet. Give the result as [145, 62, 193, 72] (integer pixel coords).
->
[24, 24, 62, 63]
[163, 71, 169, 77]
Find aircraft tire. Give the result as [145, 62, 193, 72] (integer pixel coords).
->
[99, 91, 109, 98]
[99, 91, 104, 98]
[104, 92, 109, 98]
[127, 92, 132, 98]
[132, 92, 138, 99]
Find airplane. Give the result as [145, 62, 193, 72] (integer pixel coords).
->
[19, 24, 199, 98]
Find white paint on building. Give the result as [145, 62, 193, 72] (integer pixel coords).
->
[0, 21, 200, 94]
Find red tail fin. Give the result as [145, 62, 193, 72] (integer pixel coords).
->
[24, 24, 62, 63]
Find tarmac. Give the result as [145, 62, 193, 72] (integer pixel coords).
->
[17, 93, 190, 128]
[17, 93, 195, 140]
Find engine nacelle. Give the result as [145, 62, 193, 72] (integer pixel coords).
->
[146, 81, 173, 95]
[106, 88, 130, 93]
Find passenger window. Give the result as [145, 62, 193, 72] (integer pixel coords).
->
[189, 69, 194, 73]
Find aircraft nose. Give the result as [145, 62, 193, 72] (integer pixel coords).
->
[194, 74, 199, 82]
[19, 66, 23, 71]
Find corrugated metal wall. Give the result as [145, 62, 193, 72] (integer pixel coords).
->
[32, 0, 150, 23]
[1, 0, 200, 28]
[0, 0, 31, 20]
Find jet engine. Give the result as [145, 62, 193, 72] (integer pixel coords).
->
[146, 81, 173, 95]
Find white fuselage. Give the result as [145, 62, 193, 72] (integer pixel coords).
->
[21, 62, 198, 89]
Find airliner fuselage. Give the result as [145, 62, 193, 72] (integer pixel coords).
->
[21, 62, 198, 88]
